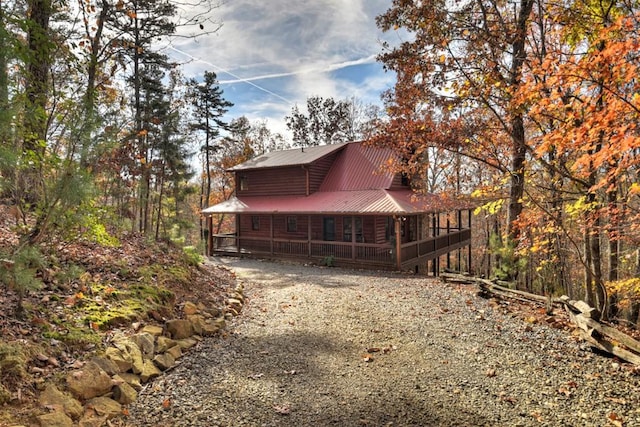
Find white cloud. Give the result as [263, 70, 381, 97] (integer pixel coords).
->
[168, 0, 396, 141]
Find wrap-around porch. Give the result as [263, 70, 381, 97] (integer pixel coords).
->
[207, 211, 472, 274]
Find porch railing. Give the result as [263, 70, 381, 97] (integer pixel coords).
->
[211, 228, 470, 267]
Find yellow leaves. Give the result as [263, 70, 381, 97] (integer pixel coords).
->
[565, 196, 596, 218]
[474, 199, 504, 216]
[607, 278, 640, 298]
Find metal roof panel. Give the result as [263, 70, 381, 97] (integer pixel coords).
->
[202, 190, 444, 215]
[228, 143, 347, 171]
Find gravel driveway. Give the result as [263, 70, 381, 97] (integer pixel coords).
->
[124, 258, 640, 427]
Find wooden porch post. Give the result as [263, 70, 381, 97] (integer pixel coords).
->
[270, 215, 274, 254]
[206, 215, 213, 256]
[468, 209, 472, 273]
[394, 216, 402, 270]
[446, 216, 451, 270]
[308, 215, 312, 257]
[351, 216, 356, 260]
[436, 213, 440, 276]
[457, 209, 463, 271]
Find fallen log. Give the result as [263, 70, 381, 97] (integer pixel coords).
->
[565, 300, 640, 358]
[441, 272, 559, 307]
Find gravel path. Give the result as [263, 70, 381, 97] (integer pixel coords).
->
[124, 258, 640, 427]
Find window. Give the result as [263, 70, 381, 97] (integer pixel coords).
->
[323, 217, 335, 241]
[240, 176, 248, 191]
[251, 215, 260, 230]
[385, 217, 394, 241]
[287, 216, 297, 232]
[343, 216, 363, 242]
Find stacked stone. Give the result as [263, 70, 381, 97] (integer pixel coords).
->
[34, 285, 244, 427]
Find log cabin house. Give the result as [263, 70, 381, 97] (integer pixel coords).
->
[202, 141, 472, 274]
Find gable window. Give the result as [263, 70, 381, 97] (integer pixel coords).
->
[240, 176, 248, 191]
[401, 173, 410, 187]
[251, 215, 260, 231]
[287, 216, 297, 233]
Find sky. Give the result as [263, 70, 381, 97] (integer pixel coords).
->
[165, 0, 398, 140]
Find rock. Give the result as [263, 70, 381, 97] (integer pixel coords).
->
[227, 297, 243, 311]
[166, 319, 193, 339]
[112, 381, 138, 405]
[176, 337, 198, 350]
[66, 362, 113, 401]
[113, 338, 144, 374]
[165, 345, 182, 360]
[204, 306, 221, 318]
[141, 324, 164, 336]
[39, 384, 84, 420]
[140, 359, 161, 383]
[187, 314, 207, 335]
[78, 414, 107, 427]
[91, 356, 121, 376]
[104, 347, 132, 373]
[153, 352, 176, 371]
[37, 411, 73, 427]
[84, 396, 122, 419]
[213, 317, 226, 329]
[201, 321, 220, 336]
[183, 301, 199, 316]
[156, 336, 178, 353]
[130, 333, 156, 360]
[117, 373, 142, 391]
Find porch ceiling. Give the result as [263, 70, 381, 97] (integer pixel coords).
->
[202, 189, 445, 215]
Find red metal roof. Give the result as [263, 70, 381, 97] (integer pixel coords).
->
[204, 141, 456, 216]
[228, 143, 347, 171]
[202, 190, 443, 215]
[320, 142, 397, 191]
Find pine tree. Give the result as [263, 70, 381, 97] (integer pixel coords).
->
[186, 70, 233, 240]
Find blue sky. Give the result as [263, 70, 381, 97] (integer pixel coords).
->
[166, 0, 398, 140]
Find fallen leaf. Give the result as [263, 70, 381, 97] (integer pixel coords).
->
[273, 404, 291, 415]
[361, 353, 374, 362]
[608, 411, 623, 427]
[530, 411, 543, 422]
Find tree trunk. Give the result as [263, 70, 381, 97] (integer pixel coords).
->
[21, 0, 53, 204]
[0, 0, 7, 110]
[505, 0, 535, 241]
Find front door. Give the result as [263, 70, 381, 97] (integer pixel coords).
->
[323, 217, 335, 241]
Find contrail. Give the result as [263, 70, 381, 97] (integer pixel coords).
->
[217, 55, 377, 85]
[167, 45, 294, 105]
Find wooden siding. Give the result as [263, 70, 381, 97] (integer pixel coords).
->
[272, 215, 309, 240]
[374, 216, 389, 244]
[308, 151, 339, 193]
[236, 167, 307, 197]
[389, 173, 409, 190]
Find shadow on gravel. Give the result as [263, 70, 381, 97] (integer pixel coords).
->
[196, 328, 492, 426]
[213, 256, 427, 290]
